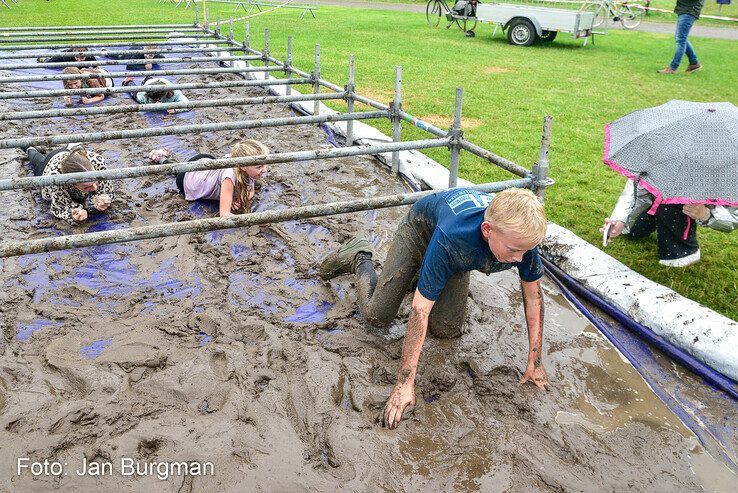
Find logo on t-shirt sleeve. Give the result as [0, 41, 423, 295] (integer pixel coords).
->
[444, 189, 494, 216]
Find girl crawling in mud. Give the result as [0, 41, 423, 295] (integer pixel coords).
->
[61, 67, 113, 106]
[152, 140, 269, 217]
[23, 145, 115, 224]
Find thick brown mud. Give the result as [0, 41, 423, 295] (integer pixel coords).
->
[0, 68, 733, 492]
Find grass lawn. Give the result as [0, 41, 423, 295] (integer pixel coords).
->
[1, 1, 736, 320]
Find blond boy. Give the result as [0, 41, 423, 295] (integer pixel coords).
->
[319, 187, 548, 429]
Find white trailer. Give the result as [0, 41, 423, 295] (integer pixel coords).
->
[474, 3, 596, 46]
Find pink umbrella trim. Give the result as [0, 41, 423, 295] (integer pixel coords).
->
[603, 123, 738, 215]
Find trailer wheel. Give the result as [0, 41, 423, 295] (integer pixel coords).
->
[507, 19, 537, 46]
[539, 30, 557, 42]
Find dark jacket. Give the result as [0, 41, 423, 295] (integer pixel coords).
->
[674, 0, 705, 19]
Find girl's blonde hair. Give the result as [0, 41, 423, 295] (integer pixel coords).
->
[62, 66, 83, 89]
[230, 140, 270, 214]
[484, 188, 547, 245]
[59, 148, 94, 174]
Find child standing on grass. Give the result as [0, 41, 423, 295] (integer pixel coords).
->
[168, 140, 270, 217]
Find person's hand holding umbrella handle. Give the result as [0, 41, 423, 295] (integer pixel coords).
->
[682, 204, 711, 223]
[600, 219, 625, 242]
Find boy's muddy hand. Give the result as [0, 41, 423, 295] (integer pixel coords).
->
[71, 208, 88, 222]
[145, 63, 153, 70]
[93, 194, 111, 211]
[63, 96, 72, 106]
[599, 219, 625, 238]
[122, 76, 134, 86]
[519, 361, 549, 391]
[382, 382, 416, 430]
[167, 109, 176, 115]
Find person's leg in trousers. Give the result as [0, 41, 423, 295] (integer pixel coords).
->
[428, 271, 470, 339]
[654, 204, 698, 260]
[28, 148, 49, 177]
[355, 212, 431, 328]
[670, 14, 697, 71]
[627, 210, 657, 239]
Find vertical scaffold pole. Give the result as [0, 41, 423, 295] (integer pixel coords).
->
[216, 17, 221, 37]
[345, 54, 355, 147]
[263, 28, 270, 81]
[313, 44, 321, 116]
[228, 17, 234, 41]
[448, 87, 463, 188]
[244, 22, 250, 55]
[195, 3, 200, 26]
[391, 65, 402, 175]
[286, 36, 293, 97]
[532, 115, 553, 202]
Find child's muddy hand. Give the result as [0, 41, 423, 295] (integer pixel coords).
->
[231, 200, 242, 212]
[63, 96, 72, 106]
[382, 383, 416, 430]
[93, 194, 111, 211]
[519, 361, 549, 391]
[71, 208, 88, 222]
[167, 109, 176, 115]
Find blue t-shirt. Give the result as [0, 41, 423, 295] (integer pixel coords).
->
[413, 188, 544, 301]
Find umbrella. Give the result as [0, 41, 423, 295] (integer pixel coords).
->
[604, 100, 738, 214]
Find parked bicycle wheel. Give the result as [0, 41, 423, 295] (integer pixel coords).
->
[592, 4, 609, 28]
[620, 4, 643, 28]
[455, 16, 478, 34]
[426, 0, 444, 27]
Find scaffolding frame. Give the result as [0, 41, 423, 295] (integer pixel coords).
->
[0, 11, 553, 258]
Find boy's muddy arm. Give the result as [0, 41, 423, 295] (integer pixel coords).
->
[382, 290, 434, 430]
[519, 279, 548, 390]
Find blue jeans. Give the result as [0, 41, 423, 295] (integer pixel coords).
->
[670, 14, 699, 70]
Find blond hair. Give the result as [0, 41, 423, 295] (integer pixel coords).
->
[484, 188, 546, 244]
[59, 148, 94, 174]
[230, 140, 270, 213]
[62, 66, 83, 89]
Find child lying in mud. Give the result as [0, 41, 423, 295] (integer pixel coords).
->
[151, 140, 269, 217]
[37, 46, 97, 64]
[105, 45, 164, 72]
[122, 77, 189, 114]
[62, 67, 113, 106]
[23, 145, 115, 224]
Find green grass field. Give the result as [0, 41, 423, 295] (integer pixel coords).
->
[1, 1, 736, 320]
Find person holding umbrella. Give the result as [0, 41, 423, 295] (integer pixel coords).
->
[601, 100, 737, 267]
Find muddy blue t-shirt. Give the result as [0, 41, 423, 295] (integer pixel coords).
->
[413, 188, 544, 301]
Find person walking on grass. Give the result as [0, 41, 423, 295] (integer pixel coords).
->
[318, 187, 549, 430]
[658, 0, 705, 74]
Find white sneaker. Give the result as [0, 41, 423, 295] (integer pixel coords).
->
[659, 249, 700, 267]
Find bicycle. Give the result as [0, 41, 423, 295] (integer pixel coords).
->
[426, 0, 478, 36]
[584, 0, 647, 29]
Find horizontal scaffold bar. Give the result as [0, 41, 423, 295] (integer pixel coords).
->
[0, 76, 310, 100]
[0, 180, 533, 257]
[0, 40, 233, 52]
[0, 24, 198, 31]
[2, 54, 261, 70]
[459, 140, 530, 178]
[0, 34, 216, 44]
[0, 110, 389, 149]
[0, 65, 283, 84]
[0, 92, 344, 121]
[0, 139, 451, 190]
[0, 46, 244, 60]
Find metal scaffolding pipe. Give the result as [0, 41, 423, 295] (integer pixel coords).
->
[0, 28, 205, 37]
[0, 24, 197, 31]
[0, 93, 345, 121]
[1, 138, 450, 191]
[0, 45, 247, 60]
[0, 110, 389, 149]
[0, 180, 533, 258]
[0, 40, 232, 52]
[0, 34, 216, 44]
[4, 54, 262, 70]
[533, 115, 553, 201]
[0, 65, 285, 84]
[0, 77, 311, 100]
[458, 140, 530, 178]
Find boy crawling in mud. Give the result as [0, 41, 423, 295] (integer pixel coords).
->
[319, 187, 548, 429]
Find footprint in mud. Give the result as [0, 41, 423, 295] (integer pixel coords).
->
[137, 437, 168, 458]
[209, 350, 233, 381]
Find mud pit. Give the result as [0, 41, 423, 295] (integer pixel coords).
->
[0, 63, 732, 491]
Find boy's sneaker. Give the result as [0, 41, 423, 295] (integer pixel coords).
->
[658, 67, 677, 74]
[318, 236, 373, 280]
[659, 249, 700, 268]
[685, 63, 702, 73]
